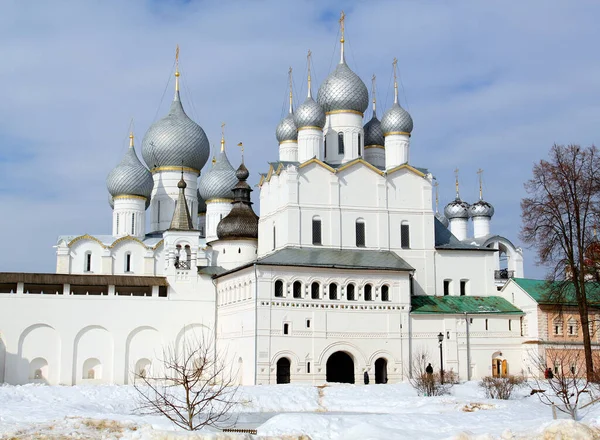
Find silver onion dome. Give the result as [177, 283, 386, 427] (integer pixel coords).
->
[381, 103, 413, 135]
[276, 113, 297, 143]
[469, 200, 495, 218]
[106, 139, 154, 200]
[363, 115, 384, 147]
[294, 96, 326, 129]
[141, 91, 210, 172]
[444, 198, 471, 219]
[198, 148, 238, 201]
[197, 189, 207, 214]
[436, 212, 450, 228]
[317, 61, 369, 114]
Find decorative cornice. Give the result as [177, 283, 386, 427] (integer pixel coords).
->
[67, 234, 107, 249]
[66, 233, 163, 251]
[386, 163, 426, 178]
[383, 131, 411, 137]
[297, 126, 323, 132]
[151, 166, 200, 175]
[113, 194, 147, 201]
[364, 145, 385, 150]
[298, 158, 336, 173]
[279, 140, 298, 145]
[337, 158, 384, 176]
[326, 109, 364, 117]
[206, 198, 234, 204]
[109, 235, 146, 249]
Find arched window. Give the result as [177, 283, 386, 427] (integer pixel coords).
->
[311, 282, 320, 299]
[356, 219, 365, 247]
[338, 132, 344, 154]
[184, 245, 192, 268]
[125, 252, 132, 273]
[460, 280, 468, 296]
[312, 217, 322, 245]
[401, 222, 410, 249]
[364, 284, 373, 301]
[293, 281, 302, 299]
[157, 200, 161, 223]
[443, 279, 451, 296]
[275, 280, 284, 298]
[324, 137, 327, 158]
[131, 213, 135, 235]
[346, 283, 356, 301]
[358, 133, 362, 156]
[84, 252, 92, 272]
[381, 285, 389, 301]
[329, 283, 338, 300]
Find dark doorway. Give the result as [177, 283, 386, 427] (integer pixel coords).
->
[276, 357, 291, 384]
[375, 358, 388, 384]
[326, 351, 355, 383]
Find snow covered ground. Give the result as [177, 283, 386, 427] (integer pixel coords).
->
[1, 381, 599, 439]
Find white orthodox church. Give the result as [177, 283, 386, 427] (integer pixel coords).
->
[0, 16, 527, 386]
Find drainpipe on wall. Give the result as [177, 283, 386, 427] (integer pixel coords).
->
[254, 263, 259, 385]
[465, 312, 471, 381]
[408, 304, 413, 378]
[211, 276, 219, 380]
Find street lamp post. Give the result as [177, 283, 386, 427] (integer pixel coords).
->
[438, 332, 445, 384]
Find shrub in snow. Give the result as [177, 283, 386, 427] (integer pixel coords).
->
[479, 375, 525, 400]
[407, 349, 453, 396]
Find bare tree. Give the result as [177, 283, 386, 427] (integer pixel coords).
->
[529, 348, 600, 419]
[521, 144, 600, 380]
[479, 375, 525, 400]
[407, 348, 453, 396]
[133, 332, 239, 431]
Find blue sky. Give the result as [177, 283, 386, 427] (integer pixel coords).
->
[1, 0, 599, 279]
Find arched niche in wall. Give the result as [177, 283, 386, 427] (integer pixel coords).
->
[125, 326, 162, 385]
[73, 326, 113, 384]
[18, 324, 61, 385]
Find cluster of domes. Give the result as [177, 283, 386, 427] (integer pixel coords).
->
[198, 143, 238, 202]
[106, 134, 154, 206]
[141, 90, 210, 172]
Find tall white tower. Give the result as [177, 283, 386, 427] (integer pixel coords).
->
[382, 58, 413, 170]
[317, 11, 368, 165]
[141, 47, 210, 232]
[468, 169, 495, 238]
[106, 132, 153, 238]
[295, 50, 326, 163]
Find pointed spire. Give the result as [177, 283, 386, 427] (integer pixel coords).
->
[307, 50, 313, 99]
[477, 168, 484, 200]
[288, 67, 293, 113]
[169, 168, 194, 231]
[454, 168, 460, 199]
[220, 122, 226, 152]
[175, 44, 180, 92]
[129, 132, 134, 149]
[371, 74, 377, 116]
[339, 10, 346, 64]
[434, 182, 440, 214]
[237, 142, 244, 163]
[392, 58, 399, 105]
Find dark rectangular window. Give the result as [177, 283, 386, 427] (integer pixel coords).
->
[131, 213, 135, 235]
[312, 219, 322, 245]
[358, 133, 362, 156]
[283, 323, 289, 335]
[485, 319, 489, 330]
[346, 284, 355, 301]
[356, 221, 365, 247]
[338, 132, 344, 154]
[0, 283, 18, 293]
[275, 280, 284, 298]
[307, 362, 311, 373]
[158, 286, 168, 297]
[364, 284, 373, 301]
[509, 319, 512, 331]
[460, 280, 467, 296]
[85, 253, 92, 272]
[293, 281, 302, 299]
[401, 224, 410, 249]
[324, 138, 327, 158]
[306, 319, 311, 328]
[329, 283, 338, 300]
[443, 280, 450, 296]
[381, 285, 389, 301]
[125, 254, 131, 272]
[311, 282, 320, 299]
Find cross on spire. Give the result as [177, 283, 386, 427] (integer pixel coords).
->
[307, 50, 312, 98]
[477, 168, 484, 200]
[238, 142, 244, 163]
[175, 44, 180, 92]
[392, 57, 399, 104]
[339, 10, 346, 63]
[288, 67, 293, 113]
[371, 74, 377, 115]
[454, 168, 460, 199]
[220, 122, 226, 152]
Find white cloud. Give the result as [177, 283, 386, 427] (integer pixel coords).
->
[1, 0, 599, 279]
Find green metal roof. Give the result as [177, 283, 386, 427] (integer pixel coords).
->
[512, 278, 600, 306]
[257, 247, 414, 272]
[411, 295, 523, 315]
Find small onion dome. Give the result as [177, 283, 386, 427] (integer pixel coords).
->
[469, 200, 495, 218]
[317, 62, 369, 114]
[141, 90, 210, 172]
[444, 198, 470, 219]
[381, 102, 413, 135]
[275, 112, 297, 143]
[217, 162, 259, 240]
[198, 149, 238, 202]
[435, 212, 449, 228]
[363, 114, 384, 147]
[197, 189, 207, 214]
[294, 96, 325, 129]
[106, 136, 154, 200]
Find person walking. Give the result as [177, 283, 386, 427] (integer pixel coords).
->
[426, 363, 434, 376]
[364, 370, 370, 385]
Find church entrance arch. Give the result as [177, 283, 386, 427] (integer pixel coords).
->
[276, 357, 290, 384]
[375, 357, 388, 384]
[492, 352, 507, 377]
[326, 351, 355, 384]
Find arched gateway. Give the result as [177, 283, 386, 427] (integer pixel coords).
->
[276, 357, 290, 384]
[326, 351, 355, 384]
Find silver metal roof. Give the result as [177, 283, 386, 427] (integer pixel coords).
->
[444, 198, 471, 219]
[381, 103, 413, 135]
[468, 200, 495, 218]
[363, 114, 384, 146]
[141, 91, 210, 171]
[293, 96, 326, 129]
[275, 112, 298, 143]
[197, 150, 237, 201]
[106, 144, 154, 200]
[317, 61, 369, 114]
[169, 176, 194, 230]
